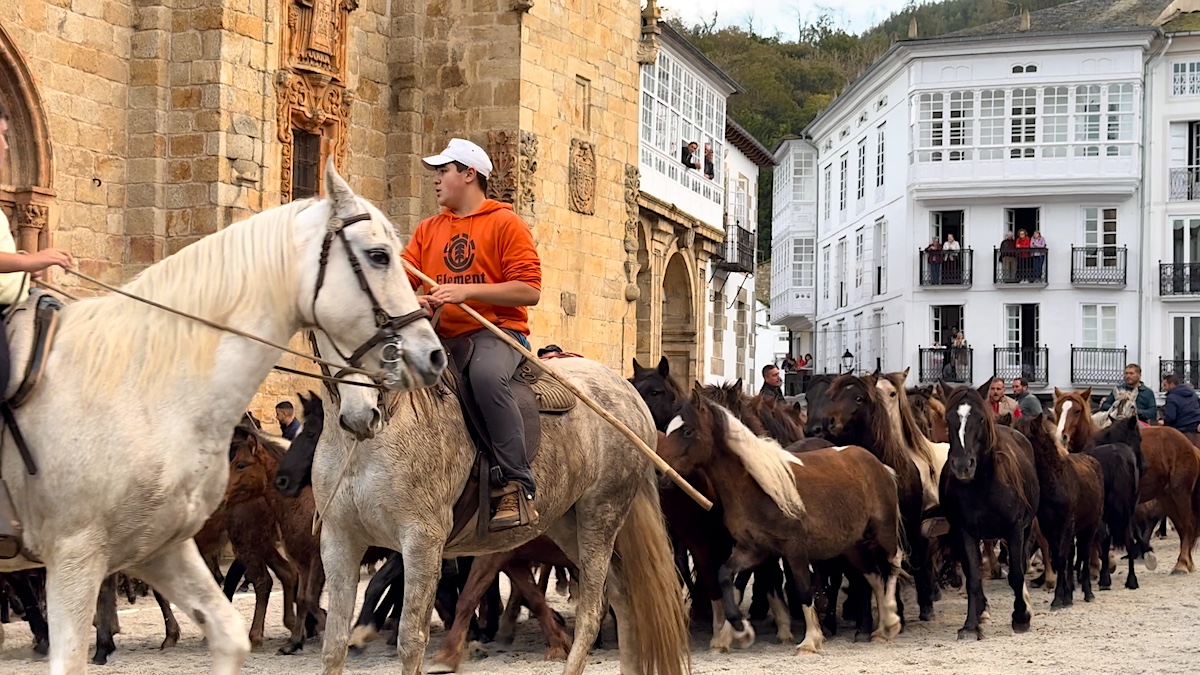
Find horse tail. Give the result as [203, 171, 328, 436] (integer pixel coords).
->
[612, 481, 690, 675]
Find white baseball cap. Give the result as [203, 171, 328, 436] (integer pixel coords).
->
[422, 138, 493, 178]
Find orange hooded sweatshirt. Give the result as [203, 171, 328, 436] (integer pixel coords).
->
[402, 199, 541, 339]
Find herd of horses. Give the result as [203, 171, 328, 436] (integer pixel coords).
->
[4, 356, 1197, 671]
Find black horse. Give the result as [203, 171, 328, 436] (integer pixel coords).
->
[941, 384, 1040, 639]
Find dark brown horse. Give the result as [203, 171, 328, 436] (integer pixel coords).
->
[822, 373, 935, 623]
[659, 391, 904, 654]
[1015, 415, 1103, 608]
[941, 384, 1039, 639]
[1057, 387, 1200, 574]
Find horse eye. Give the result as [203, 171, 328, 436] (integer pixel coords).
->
[367, 248, 391, 267]
[650, 389, 663, 397]
[855, 396, 864, 404]
[889, 391, 897, 398]
[683, 427, 694, 438]
[235, 462, 247, 471]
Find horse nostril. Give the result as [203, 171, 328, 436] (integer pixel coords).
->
[429, 348, 447, 371]
[371, 409, 382, 430]
[274, 476, 289, 491]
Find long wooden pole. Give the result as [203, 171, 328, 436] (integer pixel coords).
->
[402, 260, 713, 511]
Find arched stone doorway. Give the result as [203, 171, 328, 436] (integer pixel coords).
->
[661, 251, 696, 387]
[0, 22, 54, 252]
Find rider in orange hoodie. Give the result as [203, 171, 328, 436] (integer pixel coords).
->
[402, 138, 542, 531]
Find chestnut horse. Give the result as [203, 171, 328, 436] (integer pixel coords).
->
[1056, 387, 1200, 574]
[941, 384, 1039, 639]
[659, 391, 903, 654]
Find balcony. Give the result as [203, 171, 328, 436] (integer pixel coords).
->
[994, 248, 1048, 285]
[909, 145, 1139, 199]
[994, 346, 1049, 384]
[1071, 247, 1127, 286]
[918, 248, 973, 287]
[1160, 263, 1200, 296]
[1071, 346, 1127, 385]
[716, 224, 755, 273]
[1169, 166, 1200, 201]
[1160, 359, 1200, 390]
[918, 346, 973, 384]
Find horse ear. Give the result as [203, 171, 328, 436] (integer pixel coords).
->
[657, 356, 671, 377]
[1082, 386, 1093, 402]
[323, 157, 357, 215]
[733, 378, 743, 391]
[1054, 386, 1063, 400]
[902, 366, 911, 379]
[631, 358, 645, 374]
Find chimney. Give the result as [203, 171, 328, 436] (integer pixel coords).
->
[908, 16, 918, 39]
[1019, 7, 1031, 31]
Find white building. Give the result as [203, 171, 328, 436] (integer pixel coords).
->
[770, 137, 819, 362]
[636, 22, 764, 392]
[775, 0, 1174, 393]
[704, 121, 777, 389]
[1144, 1, 1200, 394]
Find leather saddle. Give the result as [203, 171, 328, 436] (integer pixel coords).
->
[0, 289, 62, 560]
[440, 336, 576, 546]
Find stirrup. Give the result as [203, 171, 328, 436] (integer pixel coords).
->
[489, 483, 535, 531]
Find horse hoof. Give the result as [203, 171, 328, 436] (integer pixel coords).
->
[1084, 593, 1095, 603]
[1029, 577, 1044, 589]
[467, 640, 487, 659]
[35, 640, 50, 657]
[957, 627, 983, 641]
[1126, 578, 1139, 590]
[709, 621, 734, 653]
[1050, 599, 1063, 610]
[427, 663, 456, 674]
[795, 639, 822, 655]
[777, 628, 795, 644]
[919, 607, 935, 622]
[277, 642, 302, 656]
[1143, 552, 1157, 571]
[732, 622, 755, 649]
[1012, 617, 1031, 633]
[545, 646, 569, 661]
[160, 636, 178, 650]
[854, 631, 871, 643]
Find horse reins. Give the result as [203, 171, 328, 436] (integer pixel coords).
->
[30, 210, 427, 391]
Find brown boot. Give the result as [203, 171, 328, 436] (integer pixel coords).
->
[489, 485, 537, 532]
[0, 479, 23, 560]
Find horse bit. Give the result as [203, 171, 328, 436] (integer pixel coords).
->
[309, 211, 429, 389]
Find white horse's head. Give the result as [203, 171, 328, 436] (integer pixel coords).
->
[299, 163, 445, 417]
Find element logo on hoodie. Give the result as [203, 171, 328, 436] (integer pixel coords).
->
[443, 233, 476, 273]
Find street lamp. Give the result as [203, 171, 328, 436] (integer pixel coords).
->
[842, 349, 855, 373]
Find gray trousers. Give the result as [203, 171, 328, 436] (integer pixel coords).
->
[467, 330, 535, 499]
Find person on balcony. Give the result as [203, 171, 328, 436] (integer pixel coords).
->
[1015, 229, 1032, 282]
[1031, 230, 1047, 281]
[926, 237, 943, 285]
[703, 143, 715, 180]
[680, 141, 700, 170]
[1000, 231, 1017, 283]
[1100, 363, 1158, 424]
[944, 234, 962, 284]
[1160, 374, 1200, 443]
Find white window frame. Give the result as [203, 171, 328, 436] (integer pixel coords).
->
[874, 218, 888, 295]
[821, 245, 831, 301]
[854, 228, 865, 290]
[822, 164, 832, 221]
[856, 139, 867, 202]
[639, 50, 726, 202]
[1081, 304, 1118, 348]
[1082, 206, 1118, 268]
[875, 123, 886, 189]
[1172, 60, 1200, 97]
[792, 237, 815, 288]
[838, 153, 848, 213]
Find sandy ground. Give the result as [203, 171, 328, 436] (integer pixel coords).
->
[3, 535, 1200, 674]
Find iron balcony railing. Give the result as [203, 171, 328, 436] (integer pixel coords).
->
[1160, 262, 1200, 296]
[717, 223, 755, 273]
[994, 346, 1049, 384]
[1071, 246, 1127, 285]
[1169, 166, 1200, 201]
[918, 346, 973, 384]
[1071, 346, 1127, 385]
[994, 246, 1048, 285]
[918, 248, 973, 287]
[1160, 359, 1200, 390]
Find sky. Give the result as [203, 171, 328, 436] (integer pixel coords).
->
[665, 0, 917, 40]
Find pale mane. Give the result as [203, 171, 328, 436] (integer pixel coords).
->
[717, 406, 807, 519]
[877, 377, 946, 491]
[56, 199, 308, 393]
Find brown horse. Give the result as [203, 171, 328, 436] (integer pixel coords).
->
[227, 424, 326, 654]
[822, 373, 936, 622]
[1015, 415, 1104, 608]
[659, 390, 904, 654]
[1055, 387, 1200, 574]
[428, 537, 574, 673]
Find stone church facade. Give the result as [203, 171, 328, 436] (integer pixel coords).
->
[0, 0, 716, 422]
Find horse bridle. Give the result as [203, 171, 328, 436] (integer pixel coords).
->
[310, 212, 429, 387]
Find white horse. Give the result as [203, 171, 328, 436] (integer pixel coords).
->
[0, 164, 444, 674]
[1092, 387, 1137, 429]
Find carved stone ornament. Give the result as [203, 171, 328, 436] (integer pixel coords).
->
[277, 0, 359, 201]
[486, 130, 518, 206]
[518, 131, 538, 217]
[512, 0, 534, 11]
[623, 163, 641, 301]
[568, 139, 596, 216]
[638, 0, 662, 65]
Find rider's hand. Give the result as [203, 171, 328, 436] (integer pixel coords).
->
[417, 296, 441, 316]
[430, 283, 471, 305]
[24, 248, 74, 272]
